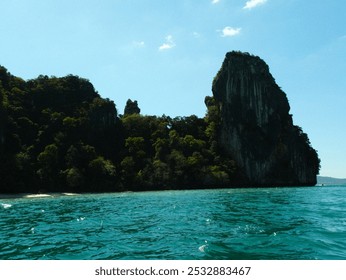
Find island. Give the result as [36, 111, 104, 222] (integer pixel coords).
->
[0, 51, 320, 193]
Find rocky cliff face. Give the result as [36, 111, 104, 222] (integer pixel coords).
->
[212, 51, 320, 186]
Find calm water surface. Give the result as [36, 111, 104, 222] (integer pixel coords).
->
[1, 186, 346, 260]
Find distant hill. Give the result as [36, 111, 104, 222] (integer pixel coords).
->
[317, 176, 346, 185]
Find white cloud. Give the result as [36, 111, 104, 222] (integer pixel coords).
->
[159, 43, 173, 51]
[159, 35, 176, 51]
[220, 26, 241, 37]
[133, 41, 145, 48]
[243, 0, 267, 10]
[211, 0, 220, 4]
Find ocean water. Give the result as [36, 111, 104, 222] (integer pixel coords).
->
[1, 186, 346, 260]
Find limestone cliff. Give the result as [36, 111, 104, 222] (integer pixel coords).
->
[212, 51, 320, 186]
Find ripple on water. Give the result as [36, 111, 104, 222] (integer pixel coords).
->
[1, 186, 346, 259]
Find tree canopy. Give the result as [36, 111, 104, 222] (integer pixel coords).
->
[0, 64, 319, 193]
[0, 67, 238, 193]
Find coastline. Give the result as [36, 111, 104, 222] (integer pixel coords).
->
[0, 184, 323, 200]
[0, 192, 79, 200]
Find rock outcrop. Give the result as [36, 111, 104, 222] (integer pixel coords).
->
[212, 51, 320, 186]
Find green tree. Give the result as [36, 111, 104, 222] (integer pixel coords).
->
[0, 85, 6, 151]
[125, 136, 146, 158]
[36, 144, 60, 190]
[64, 167, 85, 190]
[204, 96, 220, 141]
[120, 156, 136, 187]
[167, 150, 187, 184]
[88, 156, 117, 191]
[153, 138, 169, 161]
[152, 160, 170, 187]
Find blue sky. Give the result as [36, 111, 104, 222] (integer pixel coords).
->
[1, 0, 345, 178]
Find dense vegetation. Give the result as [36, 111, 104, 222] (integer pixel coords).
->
[0, 66, 237, 193]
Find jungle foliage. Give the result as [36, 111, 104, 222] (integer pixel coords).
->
[0, 66, 237, 193]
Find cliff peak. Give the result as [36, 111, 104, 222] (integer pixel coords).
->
[212, 51, 320, 186]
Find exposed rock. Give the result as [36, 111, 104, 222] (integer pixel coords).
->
[124, 99, 141, 115]
[212, 51, 320, 186]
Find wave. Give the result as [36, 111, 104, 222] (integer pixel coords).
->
[1, 203, 12, 209]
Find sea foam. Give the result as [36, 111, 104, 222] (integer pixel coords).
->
[1, 203, 12, 209]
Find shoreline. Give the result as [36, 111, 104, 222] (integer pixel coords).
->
[3, 184, 343, 201]
[0, 186, 319, 200]
[0, 192, 79, 200]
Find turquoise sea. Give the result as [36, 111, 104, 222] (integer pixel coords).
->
[1, 186, 345, 260]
